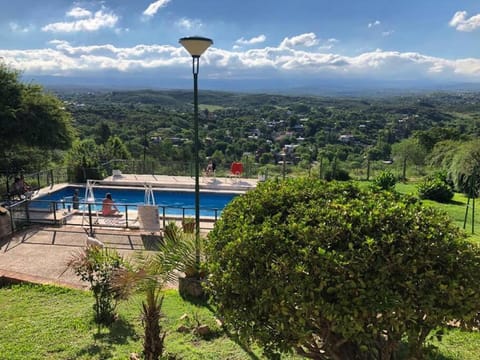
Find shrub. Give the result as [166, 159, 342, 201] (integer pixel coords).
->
[372, 170, 396, 190]
[324, 168, 350, 181]
[67, 246, 125, 325]
[418, 174, 454, 203]
[206, 178, 480, 359]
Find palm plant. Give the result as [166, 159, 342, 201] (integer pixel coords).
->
[159, 221, 207, 298]
[112, 252, 172, 360]
[112, 222, 207, 359]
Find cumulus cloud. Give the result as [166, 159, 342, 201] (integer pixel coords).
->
[449, 11, 480, 32]
[175, 17, 203, 30]
[368, 20, 381, 28]
[318, 38, 339, 50]
[280, 33, 319, 48]
[143, 0, 171, 17]
[2, 34, 480, 82]
[235, 35, 267, 45]
[67, 7, 92, 18]
[42, 7, 118, 33]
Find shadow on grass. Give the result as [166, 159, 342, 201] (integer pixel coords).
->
[189, 294, 261, 360]
[75, 317, 138, 359]
[447, 199, 465, 206]
[94, 317, 139, 344]
[395, 343, 456, 360]
[221, 326, 261, 360]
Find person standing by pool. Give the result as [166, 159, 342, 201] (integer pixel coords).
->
[72, 189, 80, 210]
[102, 193, 120, 216]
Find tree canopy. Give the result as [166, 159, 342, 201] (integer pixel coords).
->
[0, 63, 76, 172]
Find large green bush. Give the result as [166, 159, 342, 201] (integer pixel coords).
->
[372, 170, 396, 190]
[206, 178, 480, 359]
[417, 173, 454, 203]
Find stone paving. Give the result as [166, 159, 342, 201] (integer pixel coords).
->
[0, 225, 156, 289]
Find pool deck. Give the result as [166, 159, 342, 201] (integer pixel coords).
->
[0, 175, 259, 290]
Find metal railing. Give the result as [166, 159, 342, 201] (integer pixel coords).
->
[4, 198, 222, 236]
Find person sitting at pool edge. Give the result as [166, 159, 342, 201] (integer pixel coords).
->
[102, 193, 120, 216]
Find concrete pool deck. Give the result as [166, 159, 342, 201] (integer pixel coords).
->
[0, 175, 259, 289]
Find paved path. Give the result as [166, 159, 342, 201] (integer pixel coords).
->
[0, 225, 175, 290]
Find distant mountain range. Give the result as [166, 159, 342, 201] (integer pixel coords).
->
[25, 74, 480, 97]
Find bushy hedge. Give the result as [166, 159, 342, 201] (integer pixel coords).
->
[372, 170, 396, 190]
[417, 173, 454, 203]
[206, 178, 480, 360]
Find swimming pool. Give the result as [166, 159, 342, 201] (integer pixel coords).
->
[32, 186, 239, 217]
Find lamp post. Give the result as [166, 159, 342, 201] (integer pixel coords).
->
[179, 36, 213, 268]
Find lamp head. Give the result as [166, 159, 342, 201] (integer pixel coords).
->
[179, 36, 213, 57]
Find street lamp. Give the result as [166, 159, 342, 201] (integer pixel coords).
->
[179, 36, 213, 268]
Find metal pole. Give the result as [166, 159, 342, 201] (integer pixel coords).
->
[193, 56, 201, 268]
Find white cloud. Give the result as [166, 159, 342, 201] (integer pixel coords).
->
[175, 17, 203, 30]
[280, 33, 319, 48]
[9, 22, 34, 33]
[318, 38, 339, 50]
[449, 10, 480, 32]
[67, 7, 92, 19]
[42, 8, 118, 33]
[235, 35, 267, 45]
[143, 0, 171, 17]
[382, 30, 394, 37]
[2, 36, 480, 82]
[368, 20, 381, 28]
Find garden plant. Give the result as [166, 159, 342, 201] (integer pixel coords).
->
[207, 178, 480, 360]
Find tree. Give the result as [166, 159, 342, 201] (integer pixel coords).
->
[206, 178, 480, 359]
[448, 140, 480, 195]
[0, 63, 75, 171]
[65, 139, 103, 181]
[103, 135, 131, 161]
[391, 138, 426, 180]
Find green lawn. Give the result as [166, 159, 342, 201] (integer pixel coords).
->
[394, 182, 480, 244]
[1, 283, 479, 359]
[0, 283, 267, 360]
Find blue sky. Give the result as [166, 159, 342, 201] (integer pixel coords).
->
[1, 0, 480, 90]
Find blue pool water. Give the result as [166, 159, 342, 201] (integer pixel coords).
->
[33, 186, 238, 217]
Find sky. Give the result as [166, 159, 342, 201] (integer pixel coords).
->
[1, 0, 480, 91]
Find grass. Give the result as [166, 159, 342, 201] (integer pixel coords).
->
[1, 282, 480, 359]
[0, 283, 267, 360]
[394, 181, 480, 244]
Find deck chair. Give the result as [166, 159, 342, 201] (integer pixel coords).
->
[112, 169, 122, 180]
[229, 162, 243, 182]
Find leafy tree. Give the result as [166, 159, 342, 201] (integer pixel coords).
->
[426, 140, 459, 169]
[65, 139, 103, 181]
[0, 63, 75, 171]
[103, 135, 131, 161]
[95, 122, 112, 145]
[391, 138, 426, 180]
[448, 140, 480, 196]
[207, 178, 480, 359]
